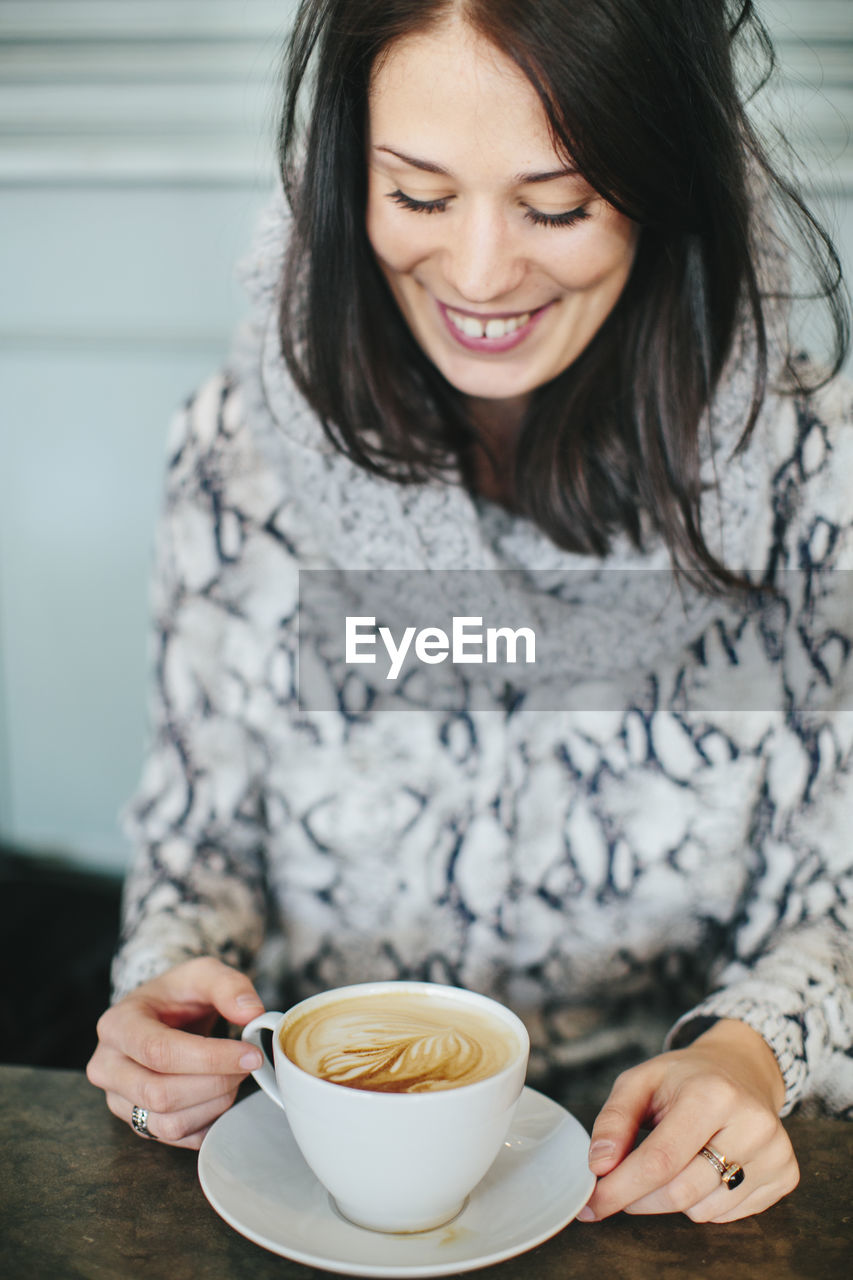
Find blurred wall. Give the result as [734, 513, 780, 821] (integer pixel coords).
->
[0, 0, 851, 874]
[0, 1, 295, 870]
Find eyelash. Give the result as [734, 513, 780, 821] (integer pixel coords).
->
[524, 205, 590, 229]
[387, 189, 590, 229]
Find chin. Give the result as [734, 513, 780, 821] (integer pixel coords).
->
[430, 351, 531, 400]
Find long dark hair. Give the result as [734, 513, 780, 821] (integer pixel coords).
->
[276, 0, 848, 587]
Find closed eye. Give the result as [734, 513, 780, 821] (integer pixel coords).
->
[524, 205, 590, 229]
[387, 189, 452, 214]
[387, 188, 591, 230]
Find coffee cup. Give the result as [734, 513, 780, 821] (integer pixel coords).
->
[241, 980, 530, 1233]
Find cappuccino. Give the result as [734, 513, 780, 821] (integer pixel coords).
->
[280, 989, 520, 1093]
[243, 982, 530, 1231]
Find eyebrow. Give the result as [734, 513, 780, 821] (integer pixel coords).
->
[374, 145, 577, 185]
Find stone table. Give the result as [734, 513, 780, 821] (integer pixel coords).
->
[2, 1066, 851, 1279]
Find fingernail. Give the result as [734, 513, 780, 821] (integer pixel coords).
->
[577, 1206, 596, 1222]
[589, 1139, 616, 1162]
[236, 993, 264, 1008]
[240, 1051, 264, 1070]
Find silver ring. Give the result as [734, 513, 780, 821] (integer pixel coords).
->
[700, 1145, 744, 1190]
[131, 1105, 158, 1141]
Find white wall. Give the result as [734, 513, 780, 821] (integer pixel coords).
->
[0, 2, 295, 870]
[1, 0, 851, 872]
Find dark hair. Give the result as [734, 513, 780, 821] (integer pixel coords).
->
[277, 0, 848, 587]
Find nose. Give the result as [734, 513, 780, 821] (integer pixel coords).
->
[440, 202, 526, 305]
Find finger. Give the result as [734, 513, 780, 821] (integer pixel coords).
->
[90, 1044, 250, 1114]
[170, 957, 266, 1027]
[101, 1002, 264, 1077]
[623, 1121, 753, 1216]
[586, 1063, 663, 1176]
[137, 1089, 240, 1145]
[142, 957, 265, 1027]
[106, 1088, 238, 1149]
[585, 1096, 716, 1220]
[690, 1170, 796, 1224]
[627, 1120, 796, 1220]
[704, 1177, 799, 1223]
[169, 1126, 212, 1152]
[688, 1139, 799, 1224]
[623, 1150, 728, 1215]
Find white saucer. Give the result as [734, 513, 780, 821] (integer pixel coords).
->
[198, 1085, 595, 1277]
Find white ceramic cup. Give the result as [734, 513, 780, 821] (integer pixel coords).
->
[241, 980, 530, 1233]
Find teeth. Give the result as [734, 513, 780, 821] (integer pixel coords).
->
[447, 308, 531, 340]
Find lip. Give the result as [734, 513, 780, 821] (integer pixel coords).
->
[437, 299, 553, 354]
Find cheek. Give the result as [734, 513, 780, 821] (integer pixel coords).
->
[369, 218, 410, 272]
[366, 192, 424, 275]
[550, 221, 638, 294]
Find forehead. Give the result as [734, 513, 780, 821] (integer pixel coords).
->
[368, 19, 565, 173]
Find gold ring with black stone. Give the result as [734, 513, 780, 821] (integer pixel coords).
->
[700, 1144, 744, 1189]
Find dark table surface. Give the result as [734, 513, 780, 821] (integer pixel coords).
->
[2, 1065, 851, 1280]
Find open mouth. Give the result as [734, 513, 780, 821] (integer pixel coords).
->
[437, 300, 552, 353]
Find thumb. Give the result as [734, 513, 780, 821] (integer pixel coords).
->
[587, 1061, 661, 1175]
[168, 956, 266, 1026]
[213, 964, 265, 1026]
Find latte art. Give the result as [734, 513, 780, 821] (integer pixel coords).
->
[306, 1019, 488, 1092]
[281, 992, 520, 1092]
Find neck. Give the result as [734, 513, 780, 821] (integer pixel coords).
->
[466, 394, 530, 443]
[464, 394, 530, 507]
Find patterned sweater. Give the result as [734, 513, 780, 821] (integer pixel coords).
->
[112, 201, 853, 1117]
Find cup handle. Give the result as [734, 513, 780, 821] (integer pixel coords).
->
[241, 1011, 285, 1110]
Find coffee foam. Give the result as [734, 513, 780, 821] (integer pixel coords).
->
[280, 991, 520, 1093]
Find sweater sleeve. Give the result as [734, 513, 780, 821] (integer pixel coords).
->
[667, 377, 853, 1116]
[666, 754, 853, 1116]
[111, 373, 280, 1002]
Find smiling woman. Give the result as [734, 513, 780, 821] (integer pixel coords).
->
[278, 0, 846, 579]
[87, 0, 853, 1237]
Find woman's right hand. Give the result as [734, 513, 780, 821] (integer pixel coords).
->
[86, 956, 266, 1149]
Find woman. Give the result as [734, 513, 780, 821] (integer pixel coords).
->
[87, 0, 852, 1224]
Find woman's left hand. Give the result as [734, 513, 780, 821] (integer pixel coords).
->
[579, 1019, 799, 1223]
